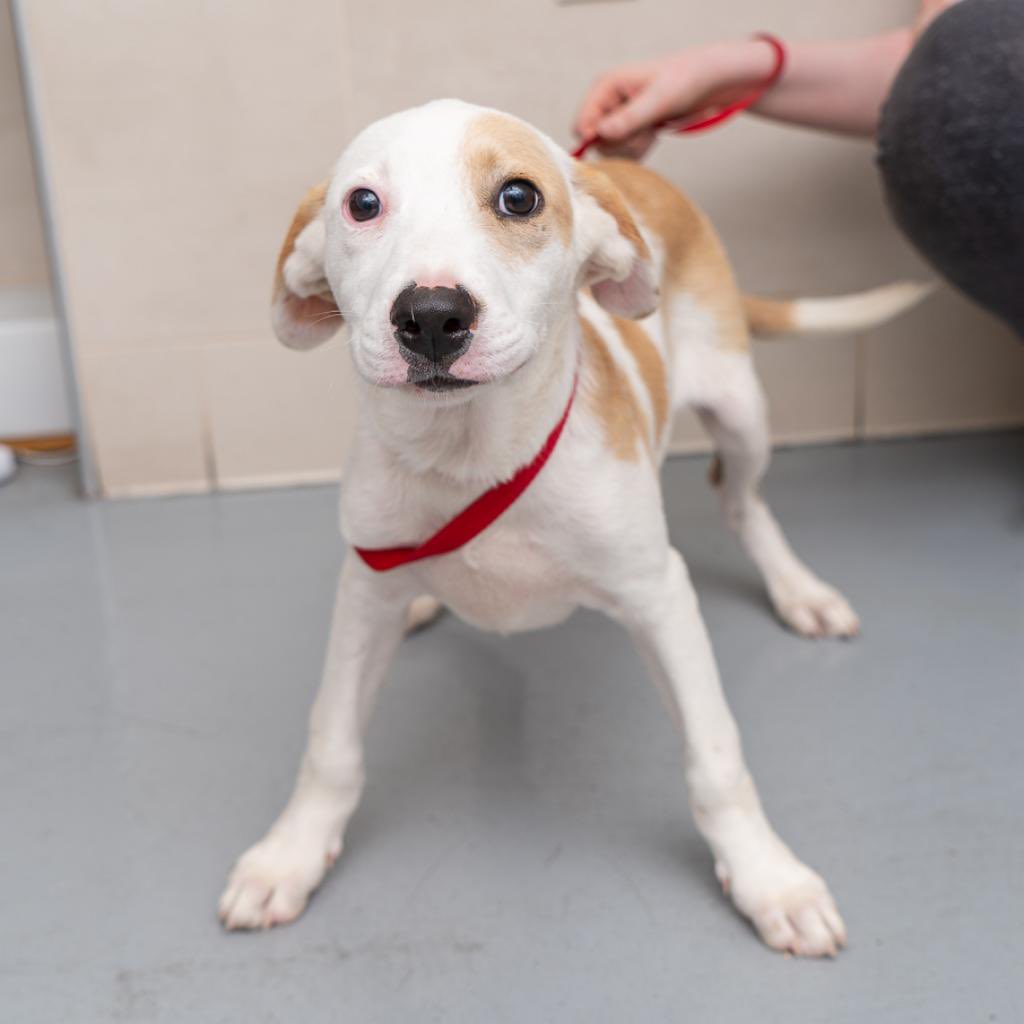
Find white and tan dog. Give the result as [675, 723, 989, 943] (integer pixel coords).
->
[219, 99, 926, 955]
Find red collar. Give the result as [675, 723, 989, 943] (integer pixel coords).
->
[354, 374, 578, 572]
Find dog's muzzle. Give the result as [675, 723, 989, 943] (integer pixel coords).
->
[390, 284, 478, 391]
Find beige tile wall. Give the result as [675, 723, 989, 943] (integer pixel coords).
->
[17, 0, 1024, 496]
[0, 2, 48, 288]
[19, 0, 352, 494]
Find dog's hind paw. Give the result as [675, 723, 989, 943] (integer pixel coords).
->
[720, 853, 847, 958]
[770, 577, 860, 639]
[218, 832, 339, 931]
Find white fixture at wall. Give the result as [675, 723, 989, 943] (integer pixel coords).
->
[0, 288, 71, 438]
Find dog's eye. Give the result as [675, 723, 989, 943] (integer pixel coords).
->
[348, 188, 381, 222]
[497, 179, 541, 218]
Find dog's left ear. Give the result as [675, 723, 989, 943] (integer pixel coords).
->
[573, 162, 659, 319]
[271, 180, 342, 350]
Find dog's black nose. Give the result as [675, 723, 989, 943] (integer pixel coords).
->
[390, 284, 477, 363]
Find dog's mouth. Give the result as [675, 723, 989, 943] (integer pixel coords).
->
[398, 345, 478, 393]
[412, 374, 478, 393]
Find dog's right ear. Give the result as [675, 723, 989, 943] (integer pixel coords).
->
[572, 162, 658, 320]
[271, 181, 342, 349]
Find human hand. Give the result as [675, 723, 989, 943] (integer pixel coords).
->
[573, 40, 781, 158]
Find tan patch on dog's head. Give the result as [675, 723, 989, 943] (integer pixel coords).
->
[613, 316, 668, 440]
[462, 112, 572, 258]
[580, 317, 647, 461]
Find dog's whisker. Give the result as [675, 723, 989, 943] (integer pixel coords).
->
[309, 311, 347, 326]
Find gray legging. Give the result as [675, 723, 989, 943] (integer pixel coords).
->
[878, 0, 1024, 337]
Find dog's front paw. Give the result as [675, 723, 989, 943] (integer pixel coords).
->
[218, 831, 340, 931]
[718, 853, 847, 958]
[770, 576, 860, 639]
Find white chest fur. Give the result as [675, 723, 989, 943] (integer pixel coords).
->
[402, 508, 584, 633]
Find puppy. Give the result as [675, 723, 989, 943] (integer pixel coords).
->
[219, 99, 926, 955]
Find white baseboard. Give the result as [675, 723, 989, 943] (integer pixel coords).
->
[0, 288, 71, 438]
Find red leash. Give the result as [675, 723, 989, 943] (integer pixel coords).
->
[571, 33, 787, 160]
[354, 374, 578, 572]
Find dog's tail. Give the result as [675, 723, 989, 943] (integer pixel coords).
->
[743, 281, 934, 339]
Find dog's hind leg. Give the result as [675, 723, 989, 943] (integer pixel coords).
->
[690, 352, 859, 638]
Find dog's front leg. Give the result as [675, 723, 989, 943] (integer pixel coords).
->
[219, 555, 410, 931]
[611, 548, 846, 957]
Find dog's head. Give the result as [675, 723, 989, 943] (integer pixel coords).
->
[272, 99, 657, 399]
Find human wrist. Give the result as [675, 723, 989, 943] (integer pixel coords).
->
[707, 37, 783, 93]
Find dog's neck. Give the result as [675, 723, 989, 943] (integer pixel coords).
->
[360, 309, 579, 488]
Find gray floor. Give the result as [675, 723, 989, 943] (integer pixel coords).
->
[2, 433, 1022, 1023]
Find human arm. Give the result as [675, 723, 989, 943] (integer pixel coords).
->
[574, 32, 912, 156]
[573, 2, 958, 156]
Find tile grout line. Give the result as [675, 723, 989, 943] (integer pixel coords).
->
[854, 331, 867, 440]
[198, 358, 219, 491]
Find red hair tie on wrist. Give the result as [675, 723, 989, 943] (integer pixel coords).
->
[571, 32, 787, 159]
